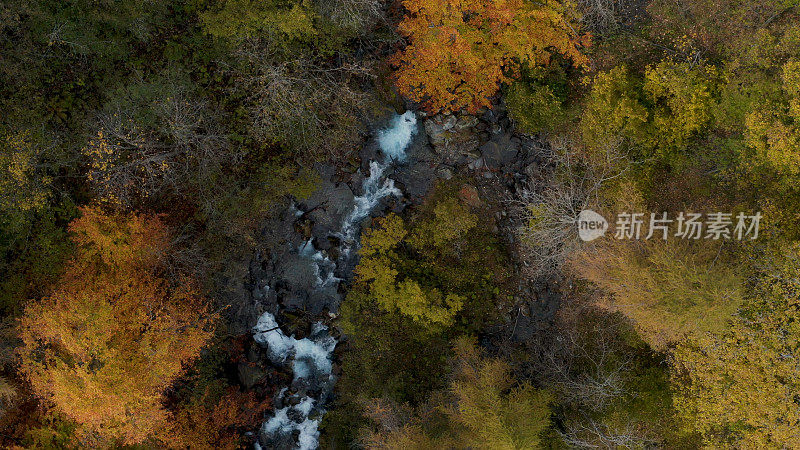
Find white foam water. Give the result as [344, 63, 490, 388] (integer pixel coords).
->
[299, 239, 340, 287]
[340, 160, 401, 245]
[253, 111, 417, 449]
[377, 110, 417, 161]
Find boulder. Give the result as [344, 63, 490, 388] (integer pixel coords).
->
[458, 184, 482, 208]
[436, 166, 454, 180]
[306, 184, 354, 240]
[424, 114, 481, 157]
[481, 133, 519, 169]
[524, 162, 542, 181]
[277, 254, 319, 289]
[392, 161, 437, 203]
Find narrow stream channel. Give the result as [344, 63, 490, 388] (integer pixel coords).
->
[253, 111, 418, 449]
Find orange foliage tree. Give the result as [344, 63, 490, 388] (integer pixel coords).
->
[390, 0, 589, 113]
[159, 386, 269, 449]
[17, 207, 217, 446]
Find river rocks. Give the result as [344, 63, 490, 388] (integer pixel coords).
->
[392, 162, 438, 202]
[424, 113, 481, 158]
[459, 184, 482, 208]
[436, 165, 454, 180]
[454, 114, 479, 130]
[467, 157, 485, 170]
[306, 185, 354, 242]
[524, 161, 542, 181]
[481, 133, 519, 169]
[278, 253, 319, 288]
[358, 140, 381, 173]
[403, 124, 437, 163]
[365, 105, 401, 133]
[307, 287, 340, 315]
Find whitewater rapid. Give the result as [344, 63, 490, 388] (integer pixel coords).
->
[253, 111, 417, 449]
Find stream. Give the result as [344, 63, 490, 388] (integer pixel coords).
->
[252, 111, 418, 449]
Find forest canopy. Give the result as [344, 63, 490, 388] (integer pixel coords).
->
[1, 0, 799, 448]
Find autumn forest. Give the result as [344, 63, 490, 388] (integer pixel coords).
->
[1, 0, 800, 448]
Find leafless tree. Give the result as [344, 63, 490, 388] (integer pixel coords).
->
[520, 305, 662, 448]
[525, 306, 632, 411]
[576, 0, 627, 33]
[561, 418, 660, 449]
[315, 0, 386, 32]
[239, 43, 377, 163]
[510, 135, 627, 278]
[84, 86, 232, 209]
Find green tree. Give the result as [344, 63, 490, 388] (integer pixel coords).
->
[355, 214, 464, 326]
[524, 305, 694, 447]
[199, 0, 317, 43]
[643, 61, 719, 152]
[581, 65, 649, 151]
[581, 62, 719, 157]
[743, 60, 800, 178]
[505, 82, 566, 134]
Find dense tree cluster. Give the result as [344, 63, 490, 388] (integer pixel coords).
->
[390, 0, 588, 113]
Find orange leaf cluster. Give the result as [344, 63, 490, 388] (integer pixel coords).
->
[390, 0, 589, 114]
[159, 387, 270, 449]
[18, 207, 217, 445]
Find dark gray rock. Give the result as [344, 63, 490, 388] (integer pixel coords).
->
[481, 133, 519, 169]
[524, 162, 542, 181]
[277, 253, 319, 288]
[436, 165, 454, 180]
[467, 157, 485, 171]
[280, 291, 309, 311]
[392, 161, 437, 203]
[359, 140, 381, 173]
[306, 184, 354, 241]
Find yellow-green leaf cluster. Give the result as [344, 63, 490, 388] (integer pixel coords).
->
[199, 0, 316, 43]
[0, 130, 50, 219]
[672, 243, 800, 447]
[356, 214, 464, 326]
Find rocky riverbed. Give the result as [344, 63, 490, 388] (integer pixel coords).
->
[230, 104, 562, 449]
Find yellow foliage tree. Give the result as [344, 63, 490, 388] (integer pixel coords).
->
[569, 184, 742, 349]
[356, 214, 464, 326]
[581, 65, 649, 151]
[390, 0, 588, 113]
[581, 61, 718, 156]
[744, 60, 800, 177]
[408, 197, 478, 250]
[0, 131, 51, 224]
[643, 61, 718, 151]
[572, 237, 743, 349]
[363, 337, 552, 449]
[199, 0, 316, 43]
[18, 207, 217, 446]
[672, 243, 800, 447]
